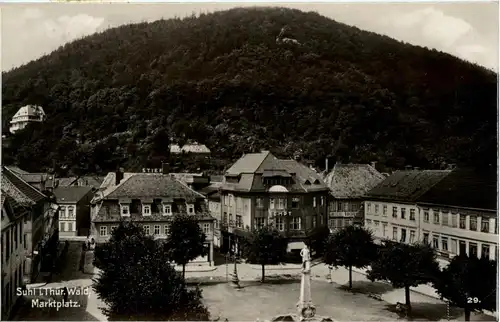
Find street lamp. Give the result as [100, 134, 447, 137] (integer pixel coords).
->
[229, 234, 240, 288]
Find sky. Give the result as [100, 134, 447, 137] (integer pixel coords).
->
[1, 2, 498, 72]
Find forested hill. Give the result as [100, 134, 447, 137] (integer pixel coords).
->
[2, 7, 497, 175]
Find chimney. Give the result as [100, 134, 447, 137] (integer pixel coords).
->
[325, 158, 329, 172]
[115, 168, 124, 185]
[161, 162, 169, 175]
[370, 161, 377, 169]
[405, 165, 412, 170]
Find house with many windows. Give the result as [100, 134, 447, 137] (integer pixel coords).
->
[416, 167, 497, 262]
[1, 166, 59, 284]
[324, 163, 384, 231]
[9, 105, 46, 134]
[199, 183, 222, 247]
[91, 169, 216, 265]
[1, 194, 27, 320]
[364, 170, 450, 244]
[220, 151, 330, 254]
[54, 186, 94, 237]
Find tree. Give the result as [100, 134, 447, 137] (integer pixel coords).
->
[165, 215, 207, 279]
[434, 254, 497, 321]
[323, 226, 376, 289]
[367, 241, 440, 313]
[242, 226, 288, 282]
[93, 221, 209, 321]
[306, 225, 330, 258]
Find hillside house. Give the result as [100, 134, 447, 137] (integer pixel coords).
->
[9, 105, 45, 134]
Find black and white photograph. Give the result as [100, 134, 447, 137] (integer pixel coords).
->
[1, 2, 498, 321]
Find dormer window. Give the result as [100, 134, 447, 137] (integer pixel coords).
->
[187, 203, 195, 214]
[142, 204, 151, 216]
[162, 204, 172, 216]
[120, 204, 130, 217]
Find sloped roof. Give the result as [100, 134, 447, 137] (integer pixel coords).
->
[5, 166, 29, 174]
[170, 143, 211, 154]
[366, 170, 451, 203]
[12, 105, 45, 118]
[324, 164, 385, 199]
[210, 175, 223, 183]
[1, 166, 46, 206]
[54, 186, 93, 203]
[57, 176, 104, 188]
[417, 168, 497, 210]
[104, 173, 205, 201]
[222, 152, 328, 193]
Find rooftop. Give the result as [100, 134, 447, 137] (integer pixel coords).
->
[53, 186, 93, 203]
[365, 170, 451, 203]
[1, 166, 46, 206]
[170, 143, 211, 154]
[417, 167, 497, 211]
[324, 164, 385, 199]
[11, 105, 45, 120]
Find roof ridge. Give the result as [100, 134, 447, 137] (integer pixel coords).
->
[3, 167, 46, 199]
[102, 173, 136, 198]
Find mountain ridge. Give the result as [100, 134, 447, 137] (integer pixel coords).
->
[2, 7, 497, 175]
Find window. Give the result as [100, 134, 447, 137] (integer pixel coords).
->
[163, 204, 172, 215]
[382, 223, 387, 236]
[392, 227, 397, 240]
[313, 197, 317, 207]
[68, 222, 73, 232]
[60, 222, 66, 232]
[382, 205, 387, 216]
[154, 225, 160, 235]
[143, 225, 150, 235]
[277, 198, 286, 209]
[366, 219, 372, 225]
[290, 217, 301, 230]
[203, 223, 210, 234]
[433, 212, 440, 224]
[328, 218, 335, 229]
[255, 217, 265, 229]
[410, 209, 416, 221]
[142, 204, 151, 216]
[367, 203, 371, 213]
[163, 224, 170, 235]
[424, 211, 429, 222]
[481, 218, 490, 233]
[481, 244, 490, 259]
[433, 236, 439, 249]
[337, 202, 342, 211]
[401, 208, 406, 219]
[229, 214, 234, 227]
[450, 239, 457, 254]
[374, 220, 380, 227]
[256, 197, 264, 208]
[120, 204, 130, 216]
[223, 212, 228, 224]
[312, 216, 317, 228]
[442, 212, 449, 226]
[320, 215, 324, 225]
[409, 230, 415, 243]
[99, 226, 107, 236]
[469, 242, 478, 257]
[470, 216, 477, 231]
[320, 196, 324, 206]
[442, 237, 448, 251]
[291, 197, 299, 208]
[269, 198, 276, 210]
[68, 206, 75, 218]
[423, 232, 429, 244]
[392, 207, 397, 218]
[224, 195, 229, 206]
[60, 206, 66, 218]
[400, 229, 407, 243]
[373, 204, 379, 214]
[236, 215, 242, 228]
[214, 219, 219, 229]
[451, 214, 457, 227]
[229, 194, 234, 206]
[459, 215, 466, 229]
[275, 217, 285, 231]
[187, 204, 195, 214]
[111, 226, 118, 232]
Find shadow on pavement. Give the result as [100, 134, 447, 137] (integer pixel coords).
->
[338, 280, 394, 295]
[384, 302, 496, 321]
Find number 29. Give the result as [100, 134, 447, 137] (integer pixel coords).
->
[467, 297, 480, 304]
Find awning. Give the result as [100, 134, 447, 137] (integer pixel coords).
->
[287, 241, 305, 252]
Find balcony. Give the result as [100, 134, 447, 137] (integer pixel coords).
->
[329, 211, 359, 218]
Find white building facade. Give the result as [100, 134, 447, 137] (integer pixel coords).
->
[9, 105, 45, 134]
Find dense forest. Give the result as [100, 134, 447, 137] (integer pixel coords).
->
[2, 7, 497, 175]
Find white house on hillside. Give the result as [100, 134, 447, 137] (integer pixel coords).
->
[9, 105, 45, 134]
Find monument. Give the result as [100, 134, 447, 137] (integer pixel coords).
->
[268, 245, 334, 322]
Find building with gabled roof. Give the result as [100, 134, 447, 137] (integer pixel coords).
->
[170, 142, 211, 155]
[416, 167, 498, 262]
[56, 176, 105, 189]
[220, 151, 330, 254]
[324, 163, 385, 231]
[364, 169, 451, 246]
[1, 166, 59, 284]
[91, 169, 216, 265]
[54, 186, 94, 237]
[9, 105, 45, 134]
